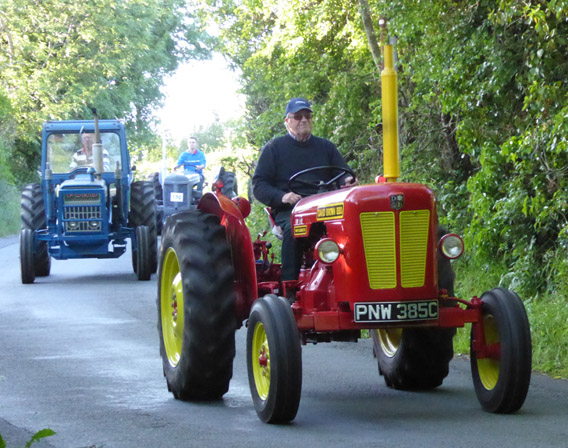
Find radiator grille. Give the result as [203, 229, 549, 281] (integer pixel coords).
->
[400, 210, 430, 287]
[64, 206, 102, 232]
[360, 210, 430, 289]
[360, 212, 397, 289]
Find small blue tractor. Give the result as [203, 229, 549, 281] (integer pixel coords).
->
[20, 112, 157, 283]
[150, 166, 238, 234]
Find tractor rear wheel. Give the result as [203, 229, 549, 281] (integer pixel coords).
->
[247, 295, 302, 423]
[20, 229, 35, 284]
[372, 226, 456, 390]
[149, 172, 163, 235]
[21, 183, 50, 277]
[157, 210, 236, 400]
[471, 288, 531, 413]
[129, 181, 157, 274]
[372, 326, 455, 390]
[135, 225, 151, 281]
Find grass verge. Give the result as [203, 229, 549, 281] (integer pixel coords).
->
[453, 257, 568, 379]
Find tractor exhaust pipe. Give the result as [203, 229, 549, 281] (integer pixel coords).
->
[381, 41, 400, 182]
[91, 108, 104, 176]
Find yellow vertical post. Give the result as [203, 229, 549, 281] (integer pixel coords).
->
[381, 44, 400, 182]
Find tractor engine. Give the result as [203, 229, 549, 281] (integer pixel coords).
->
[289, 182, 444, 331]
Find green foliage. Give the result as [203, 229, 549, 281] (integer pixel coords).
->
[0, 0, 212, 185]
[0, 428, 55, 448]
[0, 181, 20, 237]
[204, 0, 568, 300]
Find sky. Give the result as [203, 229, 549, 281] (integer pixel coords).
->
[156, 53, 245, 142]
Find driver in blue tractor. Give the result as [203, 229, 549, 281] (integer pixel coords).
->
[69, 133, 111, 171]
[253, 97, 358, 287]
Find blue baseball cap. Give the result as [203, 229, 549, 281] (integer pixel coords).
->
[285, 97, 312, 116]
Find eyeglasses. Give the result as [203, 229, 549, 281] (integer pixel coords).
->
[288, 111, 313, 121]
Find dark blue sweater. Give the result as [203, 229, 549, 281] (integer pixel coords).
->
[252, 134, 350, 212]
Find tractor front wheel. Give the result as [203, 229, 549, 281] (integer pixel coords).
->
[129, 181, 157, 274]
[471, 288, 531, 413]
[247, 294, 302, 423]
[157, 210, 236, 400]
[135, 225, 151, 281]
[20, 229, 35, 284]
[21, 183, 50, 277]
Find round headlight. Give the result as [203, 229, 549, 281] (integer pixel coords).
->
[68, 221, 78, 229]
[89, 221, 99, 229]
[315, 239, 341, 264]
[439, 234, 464, 259]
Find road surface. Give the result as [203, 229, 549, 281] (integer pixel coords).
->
[0, 235, 567, 447]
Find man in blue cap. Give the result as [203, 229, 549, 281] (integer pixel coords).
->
[253, 97, 358, 284]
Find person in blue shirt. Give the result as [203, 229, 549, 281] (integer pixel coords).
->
[174, 136, 206, 175]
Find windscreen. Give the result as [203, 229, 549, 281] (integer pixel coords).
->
[46, 132, 122, 174]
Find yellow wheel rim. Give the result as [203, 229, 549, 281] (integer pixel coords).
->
[160, 247, 184, 368]
[476, 314, 500, 390]
[377, 328, 403, 358]
[251, 322, 270, 400]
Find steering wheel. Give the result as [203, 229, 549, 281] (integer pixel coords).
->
[288, 165, 357, 197]
[68, 166, 90, 179]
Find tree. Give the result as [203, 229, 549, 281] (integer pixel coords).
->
[0, 0, 212, 183]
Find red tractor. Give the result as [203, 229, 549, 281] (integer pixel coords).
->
[156, 45, 531, 423]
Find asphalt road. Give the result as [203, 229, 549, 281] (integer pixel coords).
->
[0, 235, 567, 448]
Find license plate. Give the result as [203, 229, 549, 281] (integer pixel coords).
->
[170, 192, 184, 202]
[354, 300, 439, 323]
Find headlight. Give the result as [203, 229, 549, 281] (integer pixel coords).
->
[439, 234, 464, 259]
[315, 239, 341, 264]
[89, 221, 100, 229]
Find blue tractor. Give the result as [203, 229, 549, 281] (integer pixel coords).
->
[19, 116, 157, 283]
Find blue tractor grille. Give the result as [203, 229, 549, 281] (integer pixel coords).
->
[62, 191, 104, 233]
[63, 205, 103, 232]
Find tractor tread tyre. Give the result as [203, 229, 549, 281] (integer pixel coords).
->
[373, 225, 456, 390]
[20, 183, 50, 277]
[149, 172, 163, 235]
[129, 181, 157, 274]
[247, 295, 302, 423]
[135, 225, 151, 281]
[373, 327, 455, 390]
[20, 229, 35, 284]
[158, 210, 236, 400]
[471, 288, 532, 414]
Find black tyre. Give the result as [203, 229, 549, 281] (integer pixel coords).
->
[372, 326, 455, 390]
[149, 172, 163, 235]
[471, 288, 531, 413]
[247, 295, 302, 423]
[129, 181, 157, 274]
[372, 227, 456, 390]
[157, 210, 236, 400]
[21, 183, 51, 277]
[220, 170, 238, 198]
[20, 229, 35, 284]
[135, 225, 151, 281]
